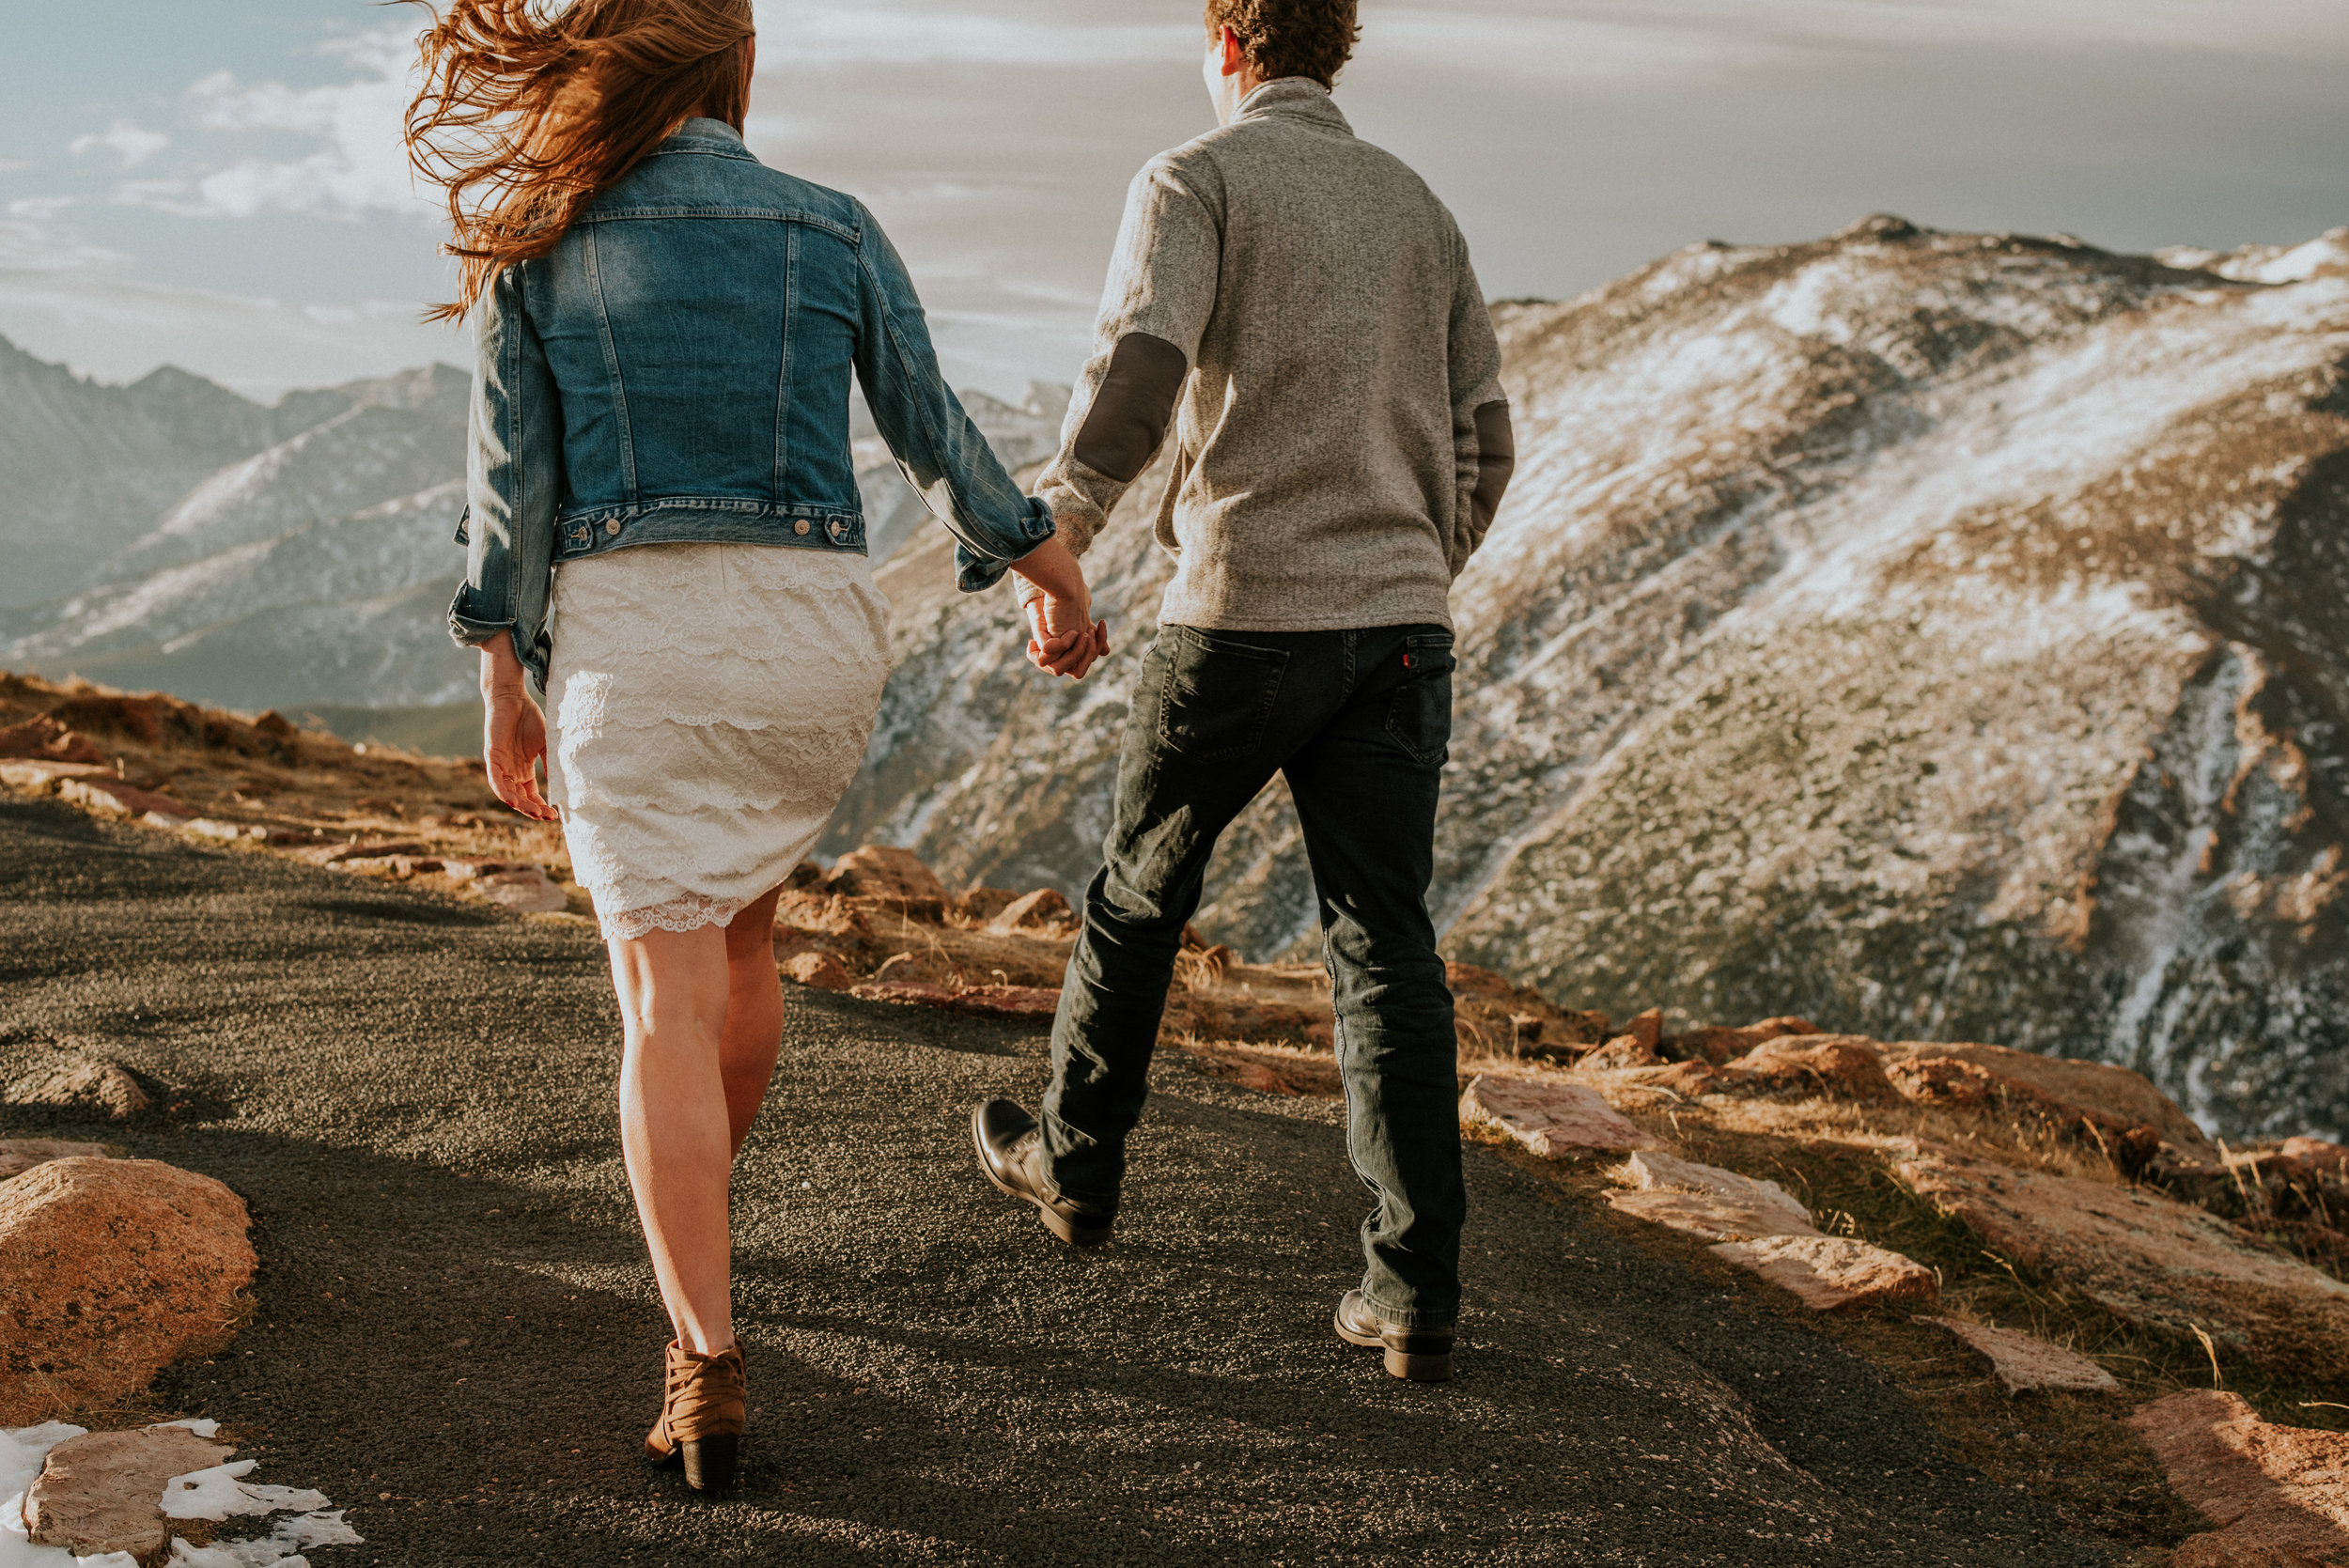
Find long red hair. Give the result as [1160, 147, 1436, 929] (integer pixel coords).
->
[403, 0, 754, 322]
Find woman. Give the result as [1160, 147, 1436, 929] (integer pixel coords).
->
[408, 0, 1100, 1491]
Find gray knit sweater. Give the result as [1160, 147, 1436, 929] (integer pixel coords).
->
[1033, 77, 1514, 633]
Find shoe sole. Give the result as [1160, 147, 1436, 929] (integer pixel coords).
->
[969, 1103, 1113, 1249]
[1333, 1304, 1454, 1383]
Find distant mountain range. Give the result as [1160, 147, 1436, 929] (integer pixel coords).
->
[0, 337, 1065, 715]
[827, 220, 2349, 1141]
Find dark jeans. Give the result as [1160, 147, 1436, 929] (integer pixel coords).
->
[1041, 622, 1466, 1327]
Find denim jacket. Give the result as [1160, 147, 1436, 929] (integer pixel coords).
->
[447, 117, 1054, 684]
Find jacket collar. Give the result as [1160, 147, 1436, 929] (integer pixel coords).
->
[660, 116, 753, 157]
[1234, 77, 1350, 134]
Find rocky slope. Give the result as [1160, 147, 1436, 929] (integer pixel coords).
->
[823, 220, 2349, 1142]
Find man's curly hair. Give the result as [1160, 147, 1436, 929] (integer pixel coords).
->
[1204, 0, 1360, 88]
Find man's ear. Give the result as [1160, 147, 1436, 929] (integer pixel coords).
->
[1218, 25, 1246, 78]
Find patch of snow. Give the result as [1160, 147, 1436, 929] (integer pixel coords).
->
[160, 1465, 327, 1523]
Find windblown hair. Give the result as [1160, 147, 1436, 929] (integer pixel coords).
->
[403, 0, 754, 321]
[1203, 0, 1359, 88]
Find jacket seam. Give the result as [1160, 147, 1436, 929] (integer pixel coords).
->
[773, 223, 798, 494]
[574, 209, 860, 243]
[582, 225, 639, 503]
[858, 241, 972, 555]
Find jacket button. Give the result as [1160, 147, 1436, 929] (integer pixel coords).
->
[794, 520, 811, 536]
[604, 519, 621, 536]
[829, 519, 847, 540]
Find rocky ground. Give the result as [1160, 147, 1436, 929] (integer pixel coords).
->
[8, 674, 2349, 1564]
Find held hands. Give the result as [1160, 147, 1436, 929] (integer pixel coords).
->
[478, 639, 559, 822]
[1012, 535, 1109, 680]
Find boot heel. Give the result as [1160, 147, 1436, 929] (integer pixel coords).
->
[680, 1433, 740, 1492]
[1383, 1348, 1454, 1383]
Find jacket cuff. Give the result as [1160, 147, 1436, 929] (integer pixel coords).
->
[447, 584, 513, 648]
[953, 496, 1057, 593]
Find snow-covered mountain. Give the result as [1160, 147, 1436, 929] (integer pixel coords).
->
[824, 219, 2349, 1141]
[0, 334, 1065, 712]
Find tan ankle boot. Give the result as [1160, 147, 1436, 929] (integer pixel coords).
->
[644, 1339, 746, 1491]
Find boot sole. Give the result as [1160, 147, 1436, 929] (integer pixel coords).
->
[969, 1104, 1113, 1249]
[1333, 1305, 1454, 1382]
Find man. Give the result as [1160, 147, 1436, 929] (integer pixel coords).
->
[972, 0, 1515, 1384]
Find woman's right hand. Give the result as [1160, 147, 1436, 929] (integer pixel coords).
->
[479, 640, 559, 821]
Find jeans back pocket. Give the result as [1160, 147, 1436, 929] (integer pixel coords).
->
[1384, 631, 1455, 766]
[1157, 628, 1290, 764]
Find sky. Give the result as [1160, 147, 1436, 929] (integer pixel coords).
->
[4, 0, 2344, 403]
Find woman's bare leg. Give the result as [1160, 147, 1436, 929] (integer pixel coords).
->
[609, 924, 737, 1355]
[719, 885, 786, 1155]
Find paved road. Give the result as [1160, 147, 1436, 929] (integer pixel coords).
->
[0, 795, 2111, 1566]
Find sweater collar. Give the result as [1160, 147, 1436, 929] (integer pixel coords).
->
[1234, 77, 1350, 134]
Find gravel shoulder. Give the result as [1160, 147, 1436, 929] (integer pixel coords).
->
[0, 796, 2114, 1566]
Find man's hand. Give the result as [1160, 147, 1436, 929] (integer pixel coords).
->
[479, 640, 559, 822]
[1012, 535, 1109, 680]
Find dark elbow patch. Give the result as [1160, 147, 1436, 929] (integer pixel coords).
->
[1471, 400, 1516, 531]
[1074, 333, 1190, 483]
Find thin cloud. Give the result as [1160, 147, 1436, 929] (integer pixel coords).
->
[121, 27, 428, 223]
[69, 120, 170, 169]
[753, 3, 1191, 67]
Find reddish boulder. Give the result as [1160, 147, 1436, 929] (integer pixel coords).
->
[1919, 1316, 2119, 1394]
[0, 1157, 257, 1423]
[57, 778, 190, 819]
[952, 887, 1022, 925]
[1707, 1234, 1937, 1312]
[1581, 1034, 1662, 1070]
[0, 716, 106, 766]
[824, 845, 948, 902]
[6, 1055, 153, 1121]
[989, 888, 1077, 935]
[1875, 1039, 2209, 1153]
[2130, 1390, 2349, 1567]
[1660, 1017, 1821, 1066]
[782, 951, 853, 990]
[1724, 1035, 1899, 1102]
[1460, 1076, 1661, 1157]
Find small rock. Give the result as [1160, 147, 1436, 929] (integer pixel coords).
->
[1582, 1034, 1661, 1070]
[0, 1157, 257, 1424]
[1459, 1076, 1662, 1157]
[989, 888, 1076, 935]
[1228, 1061, 1298, 1095]
[782, 951, 853, 990]
[1626, 1008, 1664, 1052]
[952, 887, 1022, 924]
[823, 845, 948, 902]
[1604, 1151, 1818, 1239]
[2281, 1136, 2349, 1173]
[0, 1140, 123, 1180]
[2129, 1390, 2349, 1568]
[1918, 1316, 2119, 1394]
[1707, 1234, 1937, 1312]
[303, 839, 430, 865]
[140, 810, 192, 831]
[24, 1424, 232, 1560]
[1875, 1039, 2209, 1153]
[0, 759, 116, 789]
[0, 716, 107, 767]
[474, 865, 568, 913]
[850, 980, 957, 1009]
[1724, 1034, 1899, 1101]
[6, 1055, 153, 1121]
[1661, 1017, 1822, 1065]
[57, 778, 191, 819]
[181, 817, 262, 843]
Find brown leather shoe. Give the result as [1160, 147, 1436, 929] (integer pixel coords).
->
[644, 1339, 746, 1491]
[970, 1098, 1115, 1247]
[1332, 1290, 1454, 1382]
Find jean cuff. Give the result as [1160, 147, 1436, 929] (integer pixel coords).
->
[1361, 1288, 1455, 1331]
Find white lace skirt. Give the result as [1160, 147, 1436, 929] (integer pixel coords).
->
[545, 541, 891, 941]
